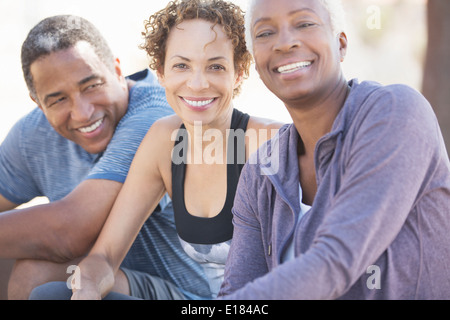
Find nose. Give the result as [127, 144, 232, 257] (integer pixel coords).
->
[71, 94, 94, 123]
[274, 26, 301, 52]
[187, 69, 210, 91]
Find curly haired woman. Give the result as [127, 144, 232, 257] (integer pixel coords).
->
[30, 0, 282, 300]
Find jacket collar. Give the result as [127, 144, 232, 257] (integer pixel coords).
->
[257, 79, 371, 210]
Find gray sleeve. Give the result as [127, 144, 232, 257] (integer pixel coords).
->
[221, 85, 441, 299]
[0, 117, 40, 204]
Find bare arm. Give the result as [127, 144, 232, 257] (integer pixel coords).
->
[246, 116, 285, 159]
[72, 120, 171, 299]
[0, 194, 18, 212]
[0, 179, 122, 262]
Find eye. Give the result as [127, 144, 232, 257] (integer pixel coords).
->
[255, 30, 274, 39]
[86, 83, 103, 90]
[83, 80, 105, 94]
[173, 63, 189, 70]
[209, 64, 226, 71]
[48, 96, 67, 108]
[296, 22, 315, 29]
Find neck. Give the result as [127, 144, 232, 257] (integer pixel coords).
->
[183, 106, 234, 139]
[287, 77, 349, 156]
[182, 107, 234, 164]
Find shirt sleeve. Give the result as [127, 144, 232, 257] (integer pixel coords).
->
[0, 117, 41, 204]
[86, 75, 173, 183]
[218, 161, 269, 297]
[220, 84, 442, 300]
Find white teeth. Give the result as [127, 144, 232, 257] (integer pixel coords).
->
[183, 98, 214, 107]
[277, 61, 312, 74]
[78, 118, 103, 133]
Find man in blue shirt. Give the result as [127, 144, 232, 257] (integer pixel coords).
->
[0, 15, 209, 300]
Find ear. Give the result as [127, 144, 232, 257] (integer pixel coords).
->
[338, 32, 348, 62]
[113, 58, 125, 80]
[112, 57, 130, 91]
[234, 69, 244, 90]
[30, 93, 43, 111]
[253, 58, 260, 76]
[156, 67, 166, 87]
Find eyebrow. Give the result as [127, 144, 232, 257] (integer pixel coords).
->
[253, 8, 318, 27]
[42, 74, 102, 106]
[170, 55, 230, 62]
[78, 74, 102, 86]
[43, 91, 64, 106]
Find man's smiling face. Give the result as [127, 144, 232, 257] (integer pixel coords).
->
[31, 41, 129, 154]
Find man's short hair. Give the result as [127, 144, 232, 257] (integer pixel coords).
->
[21, 15, 115, 100]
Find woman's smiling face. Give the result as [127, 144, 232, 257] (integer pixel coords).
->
[157, 19, 242, 128]
[249, 0, 347, 105]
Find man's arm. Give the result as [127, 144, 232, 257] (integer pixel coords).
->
[0, 194, 18, 212]
[0, 179, 122, 262]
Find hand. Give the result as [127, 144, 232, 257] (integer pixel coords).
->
[71, 284, 102, 300]
[69, 264, 102, 300]
[69, 254, 115, 300]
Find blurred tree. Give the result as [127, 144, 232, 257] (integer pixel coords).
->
[422, 0, 450, 157]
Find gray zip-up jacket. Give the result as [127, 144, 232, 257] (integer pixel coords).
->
[219, 80, 450, 299]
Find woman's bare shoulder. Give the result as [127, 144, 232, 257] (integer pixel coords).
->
[247, 116, 285, 136]
[151, 114, 183, 134]
[244, 116, 285, 157]
[141, 114, 183, 154]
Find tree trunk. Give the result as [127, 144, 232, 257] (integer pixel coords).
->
[422, 0, 450, 157]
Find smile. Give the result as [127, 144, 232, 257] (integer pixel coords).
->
[182, 98, 215, 108]
[277, 61, 312, 74]
[78, 118, 103, 134]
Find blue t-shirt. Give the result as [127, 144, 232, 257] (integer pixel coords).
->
[0, 69, 211, 299]
[0, 70, 168, 202]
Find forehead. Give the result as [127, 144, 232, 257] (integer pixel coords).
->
[166, 19, 233, 55]
[30, 42, 107, 94]
[52, 41, 102, 63]
[31, 41, 104, 74]
[250, 0, 329, 24]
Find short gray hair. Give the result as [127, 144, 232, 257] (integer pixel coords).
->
[245, 0, 346, 53]
[21, 15, 115, 100]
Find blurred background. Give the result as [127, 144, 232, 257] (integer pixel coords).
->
[0, 0, 449, 300]
[3, 0, 445, 203]
[0, 0, 437, 142]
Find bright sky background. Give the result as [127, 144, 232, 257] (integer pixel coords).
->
[0, 0, 427, 144]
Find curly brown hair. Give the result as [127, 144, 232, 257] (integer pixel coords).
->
[141, 0, 252, 96]
[22, 15, 114, 100]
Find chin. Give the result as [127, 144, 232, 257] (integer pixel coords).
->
[275, 85, 314, 102]
[80, 139, 110, 155]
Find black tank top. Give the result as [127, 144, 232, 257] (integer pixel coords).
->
[171, 109, 250, 244]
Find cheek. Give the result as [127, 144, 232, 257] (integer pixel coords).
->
[43, 109, 68, 129]
[162, 82, 180, 103]
[253, 50, 263, 72]
[160, 73, 183, 93]
[221, 77, 238, 98]
[253, 51, 272, 81]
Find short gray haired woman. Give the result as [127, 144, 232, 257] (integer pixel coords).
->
[218, 0, 450, 299]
